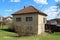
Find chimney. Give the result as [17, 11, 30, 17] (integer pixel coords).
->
[24, 6, 26, 8]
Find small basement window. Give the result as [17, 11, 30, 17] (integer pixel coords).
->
[16, 17, 21, 22]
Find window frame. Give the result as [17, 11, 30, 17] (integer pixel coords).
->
[26, 17, 33, 21]
[16, 17, 21, 22]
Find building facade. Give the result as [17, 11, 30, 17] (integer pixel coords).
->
[0, 16, 4, 26]
[12, 6, 47, 36]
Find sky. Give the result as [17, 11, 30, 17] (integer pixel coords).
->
[0, 0, 60, 20]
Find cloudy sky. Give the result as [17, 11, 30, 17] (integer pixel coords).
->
[0, 0, 60, 20]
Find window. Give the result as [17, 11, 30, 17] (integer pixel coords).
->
[26, 17, 32, 21]
[16, 17, 21, 22]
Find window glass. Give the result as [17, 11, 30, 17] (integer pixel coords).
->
[26, 17, 32, 21]
[16, 17, 21, 22]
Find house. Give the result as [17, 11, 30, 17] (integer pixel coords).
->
[0, 16, 4, 26]
[4, 16, 13, 23]
[47, 18, 60, 26]
[0, 16, 3, 22]
[45, 18, 60, 33]
[12, 6, 47, 36]
[4, 16, 13, 26]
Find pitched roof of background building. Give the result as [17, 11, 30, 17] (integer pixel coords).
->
[47, 18, 60, 26]
[12, 6, 47, 16]
[48, 18, 60, 21]
[4, 16, 13, 19]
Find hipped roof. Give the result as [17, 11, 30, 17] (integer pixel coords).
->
[12, 6, 47, 16]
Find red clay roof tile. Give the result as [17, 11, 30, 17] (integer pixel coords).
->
[12, 6, 47, 16]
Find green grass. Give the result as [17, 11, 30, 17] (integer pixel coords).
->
[0, 26, 60, 40]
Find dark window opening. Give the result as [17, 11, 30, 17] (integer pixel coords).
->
[16, 17, 21, 22]
[26, 17, 32, 21]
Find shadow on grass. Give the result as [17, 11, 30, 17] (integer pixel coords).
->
[9, 35, 20, 38]
[0, 29, 15, 32]
[0, 29, 19, 37]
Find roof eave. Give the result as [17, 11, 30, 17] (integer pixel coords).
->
[12, 12, 47, 16]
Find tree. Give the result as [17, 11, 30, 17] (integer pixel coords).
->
[56, 1, 60, 18]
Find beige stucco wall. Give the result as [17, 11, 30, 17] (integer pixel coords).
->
[13, 13, 46, 36]
[0, 17, 3, 21]
[38, 14, 46, 34]
[13, 14, 38, 36]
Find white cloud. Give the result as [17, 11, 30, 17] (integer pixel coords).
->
[10, 0, 20, 2]
[34, 0, 48, 4]
[55, 0, 60, 2]
[43, 6, 59, 20]
[5, 9, 13, 12]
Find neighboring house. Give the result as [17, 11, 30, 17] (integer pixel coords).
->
[4, 16, 13, 26]
[47, 18, 60, 26]
[45, 18, 60, 33]
[4, 16, 13, 23]
[12, 6, 47, 36]
[0, 16, 3, 22]
[0, 16, 3, 26]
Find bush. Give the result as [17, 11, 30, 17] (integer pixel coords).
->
[7, 23, 15, 32]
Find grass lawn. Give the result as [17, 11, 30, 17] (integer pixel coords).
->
[0, 26, 60, 40]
